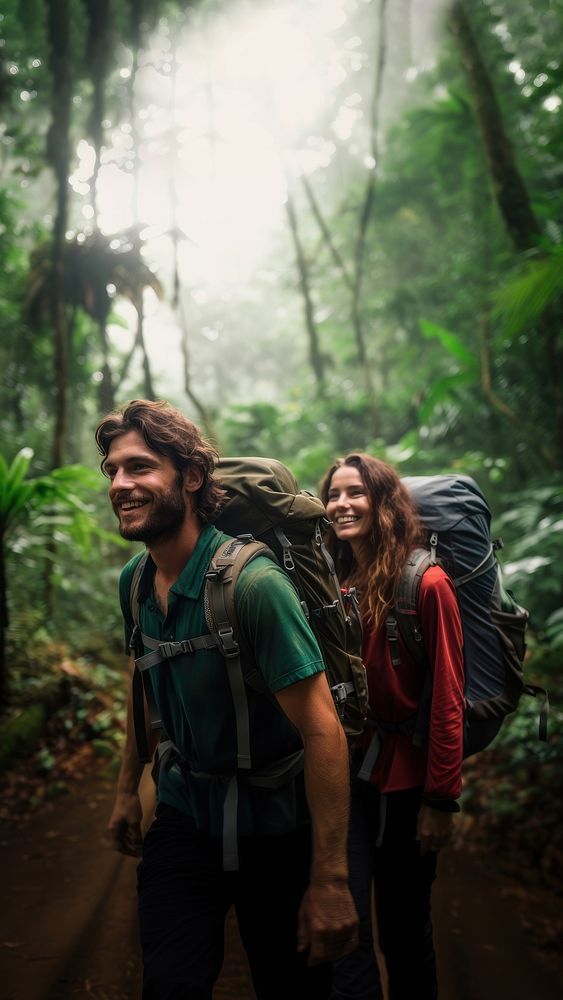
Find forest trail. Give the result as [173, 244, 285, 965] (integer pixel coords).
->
[1, 765, 561, 1000]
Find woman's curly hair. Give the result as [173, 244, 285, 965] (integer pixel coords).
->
[95, 399, 225, 522]
[320, 453, 425, 630]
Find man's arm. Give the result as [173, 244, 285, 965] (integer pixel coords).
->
[107, 657, 159, 857]
[275, 672, 358, 965]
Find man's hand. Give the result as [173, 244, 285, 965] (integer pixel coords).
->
[416, 804, 455, 855]
[297, 877, 359, 966]
[108, 790, 143, 857]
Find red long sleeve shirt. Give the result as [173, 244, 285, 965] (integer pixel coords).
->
[358, 565, 465, 801]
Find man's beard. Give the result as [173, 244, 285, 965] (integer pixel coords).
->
[116, 481, 187, 543]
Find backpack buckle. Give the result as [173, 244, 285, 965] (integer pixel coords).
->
[159, 640, 192, 659]
[385, 617, 398, 641]
[129, 624, 140, 650]
[311, 601, 339, 618]
[385, 617, 401, 668]
[217, 627, 240, 658]
[331, 682, 348, 706]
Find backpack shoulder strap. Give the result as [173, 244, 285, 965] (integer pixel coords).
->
[204, 535, 277, 771]
[128, 551, 162, 764]
[386, 547, 433, 750]
[204, 535, 274, 658]
[392, 547, 432, 669]
[129, 552, 148, 645]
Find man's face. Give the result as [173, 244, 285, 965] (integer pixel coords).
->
[104, 430, 187, 543]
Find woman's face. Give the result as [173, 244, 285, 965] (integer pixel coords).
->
[325, 464, 372, 551]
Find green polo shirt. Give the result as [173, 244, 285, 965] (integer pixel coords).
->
[119, 523, 326, 836]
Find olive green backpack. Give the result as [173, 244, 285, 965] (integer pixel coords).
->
[213, 456, 368, 738]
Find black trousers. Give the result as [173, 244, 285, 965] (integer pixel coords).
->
[331, 782, 438, 1000]
[137, 803, 332, 1000]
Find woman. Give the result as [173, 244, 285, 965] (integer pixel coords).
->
[321, 453, 465, 1000]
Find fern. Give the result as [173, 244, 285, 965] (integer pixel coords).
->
[492, 247, 563, 339]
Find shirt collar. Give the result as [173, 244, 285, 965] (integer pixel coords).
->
[137, 523, 223, 603]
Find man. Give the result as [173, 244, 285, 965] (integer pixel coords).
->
[96, 399, 358, 1000]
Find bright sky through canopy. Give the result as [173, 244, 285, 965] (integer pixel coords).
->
[89, 0, 352, 286]
[64, 0, 450, 396]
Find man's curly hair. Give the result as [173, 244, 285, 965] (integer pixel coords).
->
[95, 399, 225, 522]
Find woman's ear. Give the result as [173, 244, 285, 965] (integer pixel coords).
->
[183, 466, 204, 495]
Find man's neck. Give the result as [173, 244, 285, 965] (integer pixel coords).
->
[148, 518, 204, 588]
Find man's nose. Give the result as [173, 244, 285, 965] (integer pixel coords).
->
[109, 468, 135, 496]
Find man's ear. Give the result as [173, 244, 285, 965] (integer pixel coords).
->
[183, 466, 204, 494]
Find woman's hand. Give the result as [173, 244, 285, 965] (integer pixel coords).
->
[416, 804, 455, 854]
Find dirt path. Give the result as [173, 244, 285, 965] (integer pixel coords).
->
[434, 850, 563, 1000]
[0, 765, 561, 1000]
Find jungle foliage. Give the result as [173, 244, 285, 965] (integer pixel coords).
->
[0, 0, 561, 869]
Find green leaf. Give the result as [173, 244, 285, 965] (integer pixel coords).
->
[492, 248, 563, 339]
[419, 320, 478, 367]
[418, 371, 477, 423]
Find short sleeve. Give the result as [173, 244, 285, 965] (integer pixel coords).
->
[235, 557, 326, 693]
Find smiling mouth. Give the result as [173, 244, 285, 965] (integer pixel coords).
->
[335, 515, 360, 525]
[118, 498, 150, 512]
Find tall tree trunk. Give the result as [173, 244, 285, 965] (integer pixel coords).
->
[123, 6, 156, 403]
[98, 322, 116, 413]
[45, 0, 72, 469]
[83, 0, 112, 224]
[44, 0, 73, 617]
[116, 328, 141, 392]
[135, 299, 155, 400]
[169, 29, 217, 438]
[449, 1, 542, 253]
[350, 0, 388, 437]
[83, 0, 116, 411]
[301, 174, 352, 290]
[285, 191, 326, 395]
[451, 3, 563, 459]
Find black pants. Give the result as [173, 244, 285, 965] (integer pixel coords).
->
[137, 803, 331, 1000]
[331, 782, 438, 1000]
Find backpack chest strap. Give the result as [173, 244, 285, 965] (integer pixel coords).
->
[135, 632, 219, 671]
